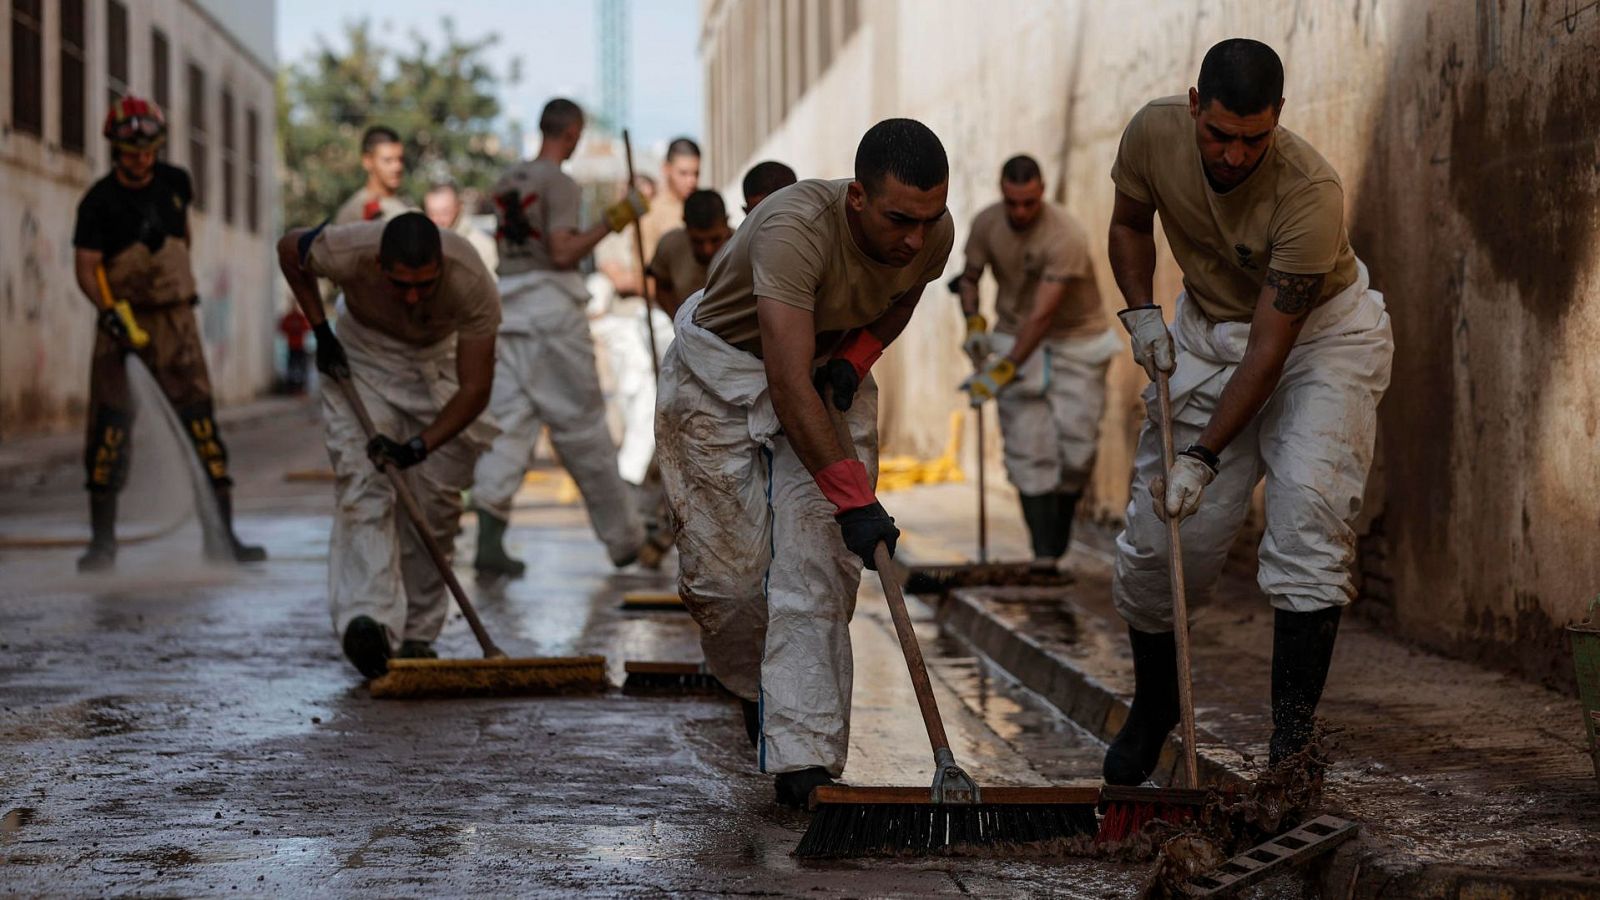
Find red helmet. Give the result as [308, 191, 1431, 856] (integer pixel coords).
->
[104, 95, 166, 152]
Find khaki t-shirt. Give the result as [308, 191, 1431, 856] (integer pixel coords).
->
[648, 227, 709, 298]
[306, 221, 501, 346]
[964, 201, 1106, 340]
[333, 188, 412, 225]
[693, 178, 954, 356]
[1110, 95, 1358, 323]
[491, 159, 581, 276]
[638, 191, 684, 266]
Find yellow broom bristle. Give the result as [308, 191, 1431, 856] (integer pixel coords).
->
[368, 655, 609, 699]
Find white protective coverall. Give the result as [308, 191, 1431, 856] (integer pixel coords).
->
[1112, 261, 1393, 632]
[589, 288, 674, 487]
[656, 291, 879, 777]
[472, 270, 643, 563]
[992, 328, 1122, 495]
[322, 313, 493, 648]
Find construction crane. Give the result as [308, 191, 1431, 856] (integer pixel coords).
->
[597, 0, 629, 135]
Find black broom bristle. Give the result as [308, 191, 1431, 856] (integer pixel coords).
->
[620, 670, 727, 695]
[794, 802, 1098, 858]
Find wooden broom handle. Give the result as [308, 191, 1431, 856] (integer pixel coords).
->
[334, 375, 505, 659]
[1156, 370, 1200, 788]
[621, 129, 660, 383]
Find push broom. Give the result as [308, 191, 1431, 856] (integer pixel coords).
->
[794, 401, 1100, 858]
[1096, 367, 1210, 840]
[332, 375, 608, 699]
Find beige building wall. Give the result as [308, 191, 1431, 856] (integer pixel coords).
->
[0, 0, 279, 437]
[701, 0, 1600, 688]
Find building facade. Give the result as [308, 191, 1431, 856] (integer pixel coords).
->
[1, 0, 279, 437]
[700, 0, 1600, 689]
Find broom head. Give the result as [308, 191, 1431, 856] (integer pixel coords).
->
[1094, 784, 1211, 843]
[619, 591, 687, 612]
[621, 660, 728, 695]
[369, 655, 609, 699]
[902, 561, 1076, 595]
[795, 785, 1100, 858]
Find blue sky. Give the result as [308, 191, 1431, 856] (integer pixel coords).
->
[276, 0, 704, 153]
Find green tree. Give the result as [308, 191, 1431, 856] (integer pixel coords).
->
[278, 17, 518, 228]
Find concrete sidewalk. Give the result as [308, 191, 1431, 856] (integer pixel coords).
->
[890, 480, 1600, 897]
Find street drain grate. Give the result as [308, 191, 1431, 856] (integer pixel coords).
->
[1182, 815, 1357, 896]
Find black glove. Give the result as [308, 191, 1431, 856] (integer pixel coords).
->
[366, 434, 428, 471]
[835, 502, 899, 570]
[313, 321, 351, 380]
[813, 359, 861, 412]
[97, 308, 132, 346]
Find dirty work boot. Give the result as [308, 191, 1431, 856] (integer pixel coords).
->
[1018, 493, 1061, 571]
[1269, 606, 1343, 766]
[473, 507, 526, 577]
[740, 698, 761, 749]
[342, 615, 392, 679]
[397, 640, 438, 660]
[775, 767, 837, 809]
[76, 493, 118, 573]
[1102, 627, 1180, 785]
[210, 487, 267, 563]
[1052, 491, 1083, 560]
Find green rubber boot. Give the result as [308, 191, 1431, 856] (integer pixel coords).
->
[473, 507, 526, 577]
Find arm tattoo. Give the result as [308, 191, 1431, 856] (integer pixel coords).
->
[1266, 268, 1325, 320]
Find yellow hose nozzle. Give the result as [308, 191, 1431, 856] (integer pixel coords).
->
[94, 265, 150, 349]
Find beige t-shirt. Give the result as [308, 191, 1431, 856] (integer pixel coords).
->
[333, 188, 412, 225]
[964, 201, 1106, 340]
[648, 228, 709, 298]
[1110, 95, 1358, 323]
[638, 190, 684, 266]
[491, 158, 581, 276]
[693, 178, 954, 356]
[306, 221, 501, 346]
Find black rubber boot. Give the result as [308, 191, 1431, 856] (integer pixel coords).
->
[1052, 491, 1082, 559]
[774, 766, 837, 809]
[473, 507, 526, 577]
[1269, 606, 1343, 766]
[77, 492, 118, 573]
[342, 615, 391, 679]
[397, 640, 438, 659]
[1018, 493, 1060, 566]
[1102, 627, 1180, 785]
[211, 488, 267, 562]
[740, 698, 761, 749]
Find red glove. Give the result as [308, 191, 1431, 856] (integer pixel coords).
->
[362, 198, 383, 221]
[814, 459, 875, 513]
[814, 329, 885, 412]
[835, 329, 884, 379]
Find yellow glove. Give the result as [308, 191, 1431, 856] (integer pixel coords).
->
[960, 357, 1016, 406]
[963, 314, 991, 360]
[604, 189, 650, 233]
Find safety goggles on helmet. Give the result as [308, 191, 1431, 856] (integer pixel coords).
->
[104, 96, 167, 150]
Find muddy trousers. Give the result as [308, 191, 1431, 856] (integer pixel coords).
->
[321, 315, 481, 651]
[472, 297, 643, 565]
[1112, 266, 1394, 633]
[656, 302, 878, 777]
[83, 303, 232, 499]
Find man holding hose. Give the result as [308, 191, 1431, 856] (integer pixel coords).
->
[655, 119, 953, 806]
[1104, 39, 1393, 781]
[277, 213, 500, 680]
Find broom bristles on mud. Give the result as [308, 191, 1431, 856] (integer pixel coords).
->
[1095, 786, 1211, 843]
[795, 787, 1100, 859]
[620, 661, 728, 695]
[369, 655, 609, 699]
[619, 592, 688, 612]
[901, 562, 1075, 595]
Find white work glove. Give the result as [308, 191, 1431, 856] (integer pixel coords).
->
[1151, 450, 1217, 521]
[962, 314, 992, 362]
[1118, 305, 1175, 380]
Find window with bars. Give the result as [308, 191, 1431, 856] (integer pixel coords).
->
[106, 0, 128, 109]
[221, 87, 235, 224]
[151, 28, 170, 109]
[11, 0, 43, 137]
[188, 62, 207, 211]
[245, 107, 260, 233]
[60, 0, 87, 154]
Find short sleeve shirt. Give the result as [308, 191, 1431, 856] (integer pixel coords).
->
[648, 228, 709, 298]
[305, 221, 501, 346]
[72, 162, 198, 306]
[693, 178, 954, 356]
[333, 188, 413, 225]
[491, 159, 581, 276]
[964, 202, 1106, 340]
[1110, 95, 1358, 322]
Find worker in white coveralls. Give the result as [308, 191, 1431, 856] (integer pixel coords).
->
[958, 154, 1119, 570]
[470, 98, 651, 576]
[656, 120, 954, 807]
[276, 213, 502, 679]
[1104, 39, 1393, 780]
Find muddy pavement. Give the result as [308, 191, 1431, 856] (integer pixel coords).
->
[0, 404, 1145, 897]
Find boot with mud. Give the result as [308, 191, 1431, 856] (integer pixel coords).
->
[473, 506, 526, 577]
[209, 487, 267, 563]
[342, 615, 392, 679]
[740, 697, 761, 748]
[397, 639, 438, 660]
[77, 492, 118, 573]
[774, 766, 837, 809]
[1018, 493, 1061, 572]
[1269, 606, 1342, 766]
[1052, 490, 1082, 561]
[1103, 626, 1180, 785]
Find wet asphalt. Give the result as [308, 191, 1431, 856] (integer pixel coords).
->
[0, 399, 1146, 897]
